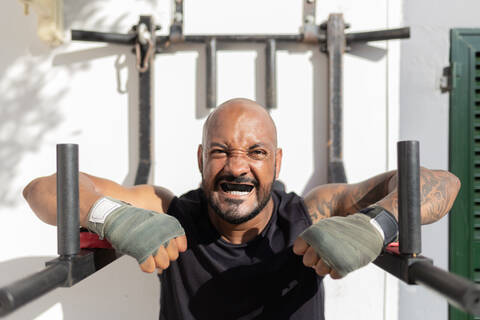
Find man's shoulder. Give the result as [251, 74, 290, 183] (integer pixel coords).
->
[168, 188, 205, 215]
[273, 189, 312, 225]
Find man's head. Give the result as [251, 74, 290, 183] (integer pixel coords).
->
[198, 98, 282, 225]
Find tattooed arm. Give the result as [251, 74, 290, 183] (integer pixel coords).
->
[303, 168, 461, 224]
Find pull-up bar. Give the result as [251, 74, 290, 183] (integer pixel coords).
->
[1, 142, 479, 316]
[71, 12, 410, 185]
[0, 145, 97, 317]
[374, 141, 480, 315]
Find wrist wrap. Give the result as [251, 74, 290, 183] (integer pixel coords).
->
[86, 197, 185, 264]
[360, 206, 398, 247]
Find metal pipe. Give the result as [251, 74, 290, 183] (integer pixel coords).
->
[265, 39, 277, 109]
[71, 30, 136, 44]
[56, 144, 80, 256]
[206, 37, 217, 109]
[346, 27, 410, 43]
[326, 14, 347, 183]
[397, 140, 421, 255]
[134, 15, 155, 185]
[71, 28, 410, 47]
[157, 34, 310, 44]
[410, 261, 480, 315]
[0, 263, 68, 317]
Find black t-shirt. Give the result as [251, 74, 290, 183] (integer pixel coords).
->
[159, 188, 325, 320]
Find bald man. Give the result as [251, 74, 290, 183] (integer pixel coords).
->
[23, 98, 460, 319]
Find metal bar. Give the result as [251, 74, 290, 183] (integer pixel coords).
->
[265, 39, 277, 109]
[70, 27, 410, 48]
[374, 250, 480, 315]
[0, 264, 68, 317]
[206, 37, 217, 109]
[157, 34, 310, 44]
[301, 0, 318, 42]
[397, 140, 421, 255]
[411, 261, 480, 315]
[56, 144, 79, 256]
[326, 14, 347, 183]
[170, 0, 184, 42]
[346, 27, 410, 43]
[71, 30, 136, 45]
[134, 16, 155, 185]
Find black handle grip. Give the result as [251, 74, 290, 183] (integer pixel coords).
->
[410, 261, 480, 315]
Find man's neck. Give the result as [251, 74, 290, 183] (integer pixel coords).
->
[208, 199, 274, 244]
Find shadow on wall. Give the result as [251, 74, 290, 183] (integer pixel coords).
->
[303, 47, 329, 195]
[0, 256, 159, 320]
[0, 0, 65, 207]
[0, 59, 65, 207]
[0, 0, 150, 206]
[52, 44, 139, 187]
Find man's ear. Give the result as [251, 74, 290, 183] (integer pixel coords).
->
[275, 148, 283, 179]
[197, 144, 203, 174]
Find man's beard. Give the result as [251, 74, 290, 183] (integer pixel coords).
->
[203, 172, 275, 225]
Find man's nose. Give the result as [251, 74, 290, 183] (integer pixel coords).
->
[224, 153, 250, 177]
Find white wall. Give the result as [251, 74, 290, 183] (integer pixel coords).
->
[398, 1, 480, 319]
[0, 0, 466, 319]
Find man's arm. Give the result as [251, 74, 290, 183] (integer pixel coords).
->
[303, 167, 461, 224]
[23, 173, 174, 227]
[295, 168, 461, 279]
[23, 173, 184, 273]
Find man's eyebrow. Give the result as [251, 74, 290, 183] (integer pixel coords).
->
[249, 143, 267, 150]
[209, 142, 227, 149]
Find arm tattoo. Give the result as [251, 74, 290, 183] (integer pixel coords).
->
[304, 169, 460, 225]
[305, 188, 346, 224]
[376, 168, 460, 224]
[417, 169, 460, 224]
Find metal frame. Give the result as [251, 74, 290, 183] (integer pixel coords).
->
[6, 2, 479, 317]
[373, 141, 480, 315]
[71, 7, 410, 184]
[0, 145, 97, 317]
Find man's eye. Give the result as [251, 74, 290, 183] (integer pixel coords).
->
[211, 149, 227, 154]
[249, 150, 267, 159]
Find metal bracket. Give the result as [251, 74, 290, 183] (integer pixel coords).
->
[374, 248, 432, 284]
[440, 65, 453, 93]
[170, 0, 184, 42]
[301, 0, 320, 43]
[45, 251, 96, 287]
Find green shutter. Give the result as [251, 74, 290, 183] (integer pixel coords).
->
[450, 29, 480, 320]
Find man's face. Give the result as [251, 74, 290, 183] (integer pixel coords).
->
[198, 106, 281, 225]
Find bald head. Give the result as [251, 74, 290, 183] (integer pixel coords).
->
[202, 98, 277, 147]
[198, 98, 282, 226]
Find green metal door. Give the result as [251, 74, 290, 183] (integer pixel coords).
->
[449, 29, 480, 320]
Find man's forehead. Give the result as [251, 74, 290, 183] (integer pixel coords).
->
[202, 99, 277, 146]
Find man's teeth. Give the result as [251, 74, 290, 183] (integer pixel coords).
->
[226, 190, 249, 195]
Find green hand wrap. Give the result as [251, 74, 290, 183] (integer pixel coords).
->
[86, 197, 185, 264]
[299, 213, 383, 277]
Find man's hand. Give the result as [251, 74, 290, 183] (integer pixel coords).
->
[87, 197, 187, 273]
[293, 213, 388, 278]
[293, 237, 343, 279]
[140, 235, 187, 273]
